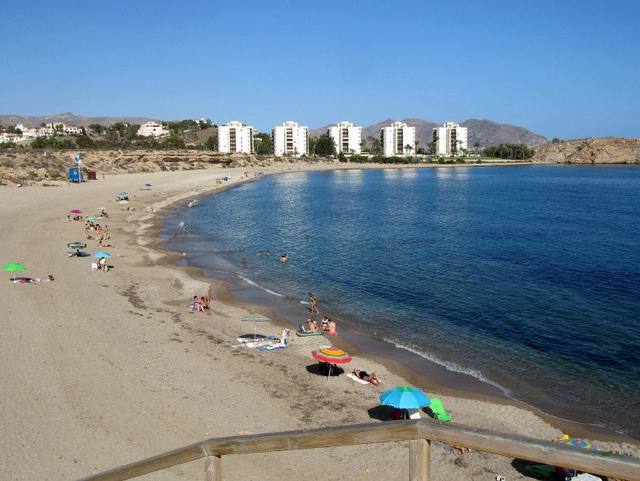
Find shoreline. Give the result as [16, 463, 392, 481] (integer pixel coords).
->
[151, 169, 638, 444]
[1, 163, 637, 480]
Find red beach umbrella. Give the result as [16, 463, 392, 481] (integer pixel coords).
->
[312, 346, 352, 364]
[311, 347, 352, 380]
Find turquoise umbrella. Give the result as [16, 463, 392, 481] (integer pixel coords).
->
[379, 386, 431, 410]
[93, 252, 111, 258]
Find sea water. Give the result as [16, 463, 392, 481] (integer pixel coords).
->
[161, 165, 640, 439]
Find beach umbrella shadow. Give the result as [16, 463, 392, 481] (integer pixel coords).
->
[238, 334, 267, 340]
[367, 405, 398, 422]
[305, 363, 344, 377]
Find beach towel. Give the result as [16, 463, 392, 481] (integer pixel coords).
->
[347, 372, 370, 384]
[347, 372, 382, 385]
[257, 344, 286, 351]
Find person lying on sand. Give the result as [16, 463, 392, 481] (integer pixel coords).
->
[353, 369, 381, 385]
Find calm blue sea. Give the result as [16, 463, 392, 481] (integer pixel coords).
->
[161, 165, 640, 439]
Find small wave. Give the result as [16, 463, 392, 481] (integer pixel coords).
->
[238, 274, 285, 297]
[300, 300, 310, 305]
[386, 338, 508, 394]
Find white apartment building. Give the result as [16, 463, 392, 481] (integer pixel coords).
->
[272, 121, 308, 157]
[380, 121, 416, 157]
[328, 121, 362, 155]
[137, 121, 166, 137]
[433, 122, 468, 156]
[218, 121, 255, 154]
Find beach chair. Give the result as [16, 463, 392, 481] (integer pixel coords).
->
[298, 323, 310, 333]
[91, 262, 98, 271]
[428, 399, 452, 421]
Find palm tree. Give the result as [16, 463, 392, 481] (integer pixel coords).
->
[405, 144, 413, 157]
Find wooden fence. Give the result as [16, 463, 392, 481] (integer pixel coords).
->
[79, 419, 640, 481]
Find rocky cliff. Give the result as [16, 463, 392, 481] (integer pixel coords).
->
[532, 138, 640, 164]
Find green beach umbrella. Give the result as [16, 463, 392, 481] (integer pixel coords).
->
[3, 262, 26, 281]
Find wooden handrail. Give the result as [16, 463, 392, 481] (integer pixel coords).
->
[79, 419, 640, 481]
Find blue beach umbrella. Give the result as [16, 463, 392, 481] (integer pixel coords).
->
[379, 386, 431, 410]
[93, 252, 111, 258]
[119, 191, 128, 196]
[144, 183, 152, 187]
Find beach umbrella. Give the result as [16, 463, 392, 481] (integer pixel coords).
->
[97, 206, 107, 211]
[3, 262, 26, 281]
[379, 386, 431, 410]
[70, 209, 82, 214]
[241, 314, 270, 340]
[119, 192, 128, 195]
[144, 183, 152, 187]
[555, 438, 599, 451]
[311, 346, 352, 379]
[93, 252, 111, 258]
[84, 216, 97, 222]
[67, 242, 87, 249]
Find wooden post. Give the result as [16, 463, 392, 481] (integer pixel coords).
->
[409, 438, 430, 481]
[204, 455, 222, 481]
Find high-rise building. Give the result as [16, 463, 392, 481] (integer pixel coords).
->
[272, 121, 308, 157]
[433, 122, 468, 156]
[380, 121, 416, 157]
[218, 121, 255, 154]
[328, 121, 362, 155]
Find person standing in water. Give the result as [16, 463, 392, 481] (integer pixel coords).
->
[309, 292, 319, 314]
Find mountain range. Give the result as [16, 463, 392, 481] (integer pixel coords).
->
[311, 118, 548, 148]
[1, 112, 549, 148]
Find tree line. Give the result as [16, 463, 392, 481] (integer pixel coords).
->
[481, 143, 534, 160]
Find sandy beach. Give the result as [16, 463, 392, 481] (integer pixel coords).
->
[1, 163, 637, 481]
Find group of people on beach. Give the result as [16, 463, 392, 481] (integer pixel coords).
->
[304, 316, 337, 335]
[187, 295, 211, 314]
[85, 221, 112, 247]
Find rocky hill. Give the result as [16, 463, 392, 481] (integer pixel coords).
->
[311, 118, 548, 148]
[531, 138, 640, 164]
[0, 149, 332, 186]
[461, 119, 548, 148]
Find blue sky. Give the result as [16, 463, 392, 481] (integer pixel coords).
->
[2, 0, 638, 140]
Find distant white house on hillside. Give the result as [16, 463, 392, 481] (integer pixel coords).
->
[380, 121, 416, 157]
[218, 121, 255, 154]
[328, 121, 362, 155]
[137, 121, 166, 137]
[433, 122, 468, 156]
[272, 121, 308, 157]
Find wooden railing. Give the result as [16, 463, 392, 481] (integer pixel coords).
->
[79, 419, 640, 481]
